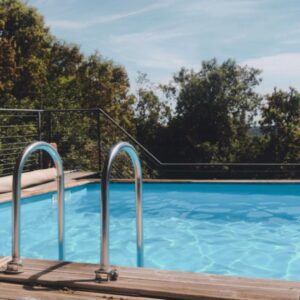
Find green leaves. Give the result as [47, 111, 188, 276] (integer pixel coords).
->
[261, 88, 300, 162]
[1, 0, 299, 179]
[158, 59, 262, 163]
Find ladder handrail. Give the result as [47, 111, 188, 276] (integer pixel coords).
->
[5, 141, 65, 274]
[95, 142, 143, 281]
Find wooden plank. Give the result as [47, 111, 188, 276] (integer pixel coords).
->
[4, 258, 299, 297]
[0, 282, 156, 300]
[10, 258, 300, 290]
[1, 258, 300, 300]
[0, 263, 296, 298]
[0, 171, 97, 203]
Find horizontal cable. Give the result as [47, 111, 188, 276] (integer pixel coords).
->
[0, 152, 22, 158]
[0, 163, 37, 172]
[0, 124, 37, 128]
[0, 135, 37, 140]
[1, 157, 38, 164]
[0, 108, 42, 112]
[0, 163, 38, 170]
[44, 108, 99, 113]
[0, 147, 31, 152]
[162, 162, 300, 167]
[0, 141, 31, 146]
[0, 151, 38, 158]
[0, 114, 38, 118]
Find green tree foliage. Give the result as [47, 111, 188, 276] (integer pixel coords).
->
[260, 88, 300, 162]
[0, 1, 134, 121]
[132, 73, 172, 175]
[160, 59, 262, 162]
[0, 0, 51, 108]
[0, 0, 135, 175]
[1, 0, 300, 180]
[135, 73, 171, 145]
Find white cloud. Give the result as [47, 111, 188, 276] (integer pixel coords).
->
[47, 1, 174, 30]
[243, 53, 300, 76]
[29, 0, 77, 9]
[282, 39, 300, 45]
[113, 42, 193, 71]
[138, 48, 192, 70]
[110, 28, 195, 71]
[110, 29, 184, 44]
[242, 53, 300, 92]
[181, 0, 261, 18]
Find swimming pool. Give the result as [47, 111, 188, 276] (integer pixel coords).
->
[1, 183, 300, 281]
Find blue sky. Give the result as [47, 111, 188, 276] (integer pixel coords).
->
[28, 0, 300, 93]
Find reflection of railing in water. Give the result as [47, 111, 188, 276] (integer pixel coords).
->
[0, 108, 300, 179]
[95, 142, 143, 281]
[5, 141, 65, 274]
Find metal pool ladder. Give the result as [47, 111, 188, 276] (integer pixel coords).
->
[95, 142, 144, 281]
[5, 141, 65, 274]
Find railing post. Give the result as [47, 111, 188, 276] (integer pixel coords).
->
[97, 110, 101, 174]
[37, 111, 42, 168]
[48, 111, 52, 142]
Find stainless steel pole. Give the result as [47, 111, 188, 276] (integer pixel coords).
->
[95, 142, 143, 281]
[5, 141, 65, 274]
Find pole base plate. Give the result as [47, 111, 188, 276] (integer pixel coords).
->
[95, 268, 118, 281]
[5, 260, 23, 274]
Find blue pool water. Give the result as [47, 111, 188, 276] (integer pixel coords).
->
[1, 183, 300, 281]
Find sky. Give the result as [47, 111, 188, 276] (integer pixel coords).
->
[28, 0, 300, 94]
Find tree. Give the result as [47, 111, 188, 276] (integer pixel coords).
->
[76, 53, 135, 127]
[0, 0, 52, 108]
[0, 0, 135, 119]
[134, 72, 171, 163]
[260, 88, 300, 162]
[0, 0, 136, 175]
[135, 72, 171, 125]
[161, 59, 262, 162]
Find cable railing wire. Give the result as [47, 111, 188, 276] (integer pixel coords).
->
[0, 108, 299, 179]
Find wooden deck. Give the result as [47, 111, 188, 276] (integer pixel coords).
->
[1, 257, 300, 299]
[0, 282, 155, 300]
[0, 171, 97, 203]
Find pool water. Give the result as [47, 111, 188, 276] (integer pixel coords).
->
[1, 183, 300, 281]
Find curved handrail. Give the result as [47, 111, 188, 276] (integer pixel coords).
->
[5, 141, 65, 274]
[95, 142, 143, 281]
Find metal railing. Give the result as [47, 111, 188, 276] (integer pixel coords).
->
[0, 108, 300, 179]
[0, 109, 41, 177]
[95, 142, 143, 281]
[5, 141, 65, 274]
